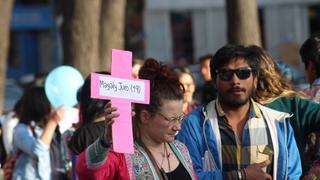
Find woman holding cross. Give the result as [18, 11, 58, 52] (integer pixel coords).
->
[76, 59, 197, 180]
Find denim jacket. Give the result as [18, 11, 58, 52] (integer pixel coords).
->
[12, 123, 51, 180]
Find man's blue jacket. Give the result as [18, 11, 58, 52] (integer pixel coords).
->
[177, 100, 302, 179]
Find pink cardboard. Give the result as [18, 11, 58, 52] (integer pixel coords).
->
[90, 49, 149, 154]
[91, 73, 100, 99]
[111, 49, 132, 78]
[111, 99, 134, 153]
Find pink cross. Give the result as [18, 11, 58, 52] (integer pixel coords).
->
[91, 49, 150, 153]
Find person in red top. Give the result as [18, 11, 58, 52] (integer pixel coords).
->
[76, 59, 197, 180]
[175, 67, 199, 115]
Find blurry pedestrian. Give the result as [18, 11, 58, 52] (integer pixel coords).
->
[1, 99, 21, 156]
[68, 72, 110, 155]
[67, 72, 110, 180]
[12, 86, 65, 180]
[299, 35, 320, 179]
[300, 34, 320, 102]
[197, 54, 216, 105]
[249, 45, 320, 176]
[175, 67, 198, 115]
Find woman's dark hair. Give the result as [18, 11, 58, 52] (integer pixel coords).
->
[134, 58, 184, 138]
[78, 71, 110, 124]
[19, 86, 52, 126]
[210, 44, 259, 80]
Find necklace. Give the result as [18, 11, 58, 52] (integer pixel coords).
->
[152, 143, 172, 180]
[164, 143, 171, 173]
[160, 143, 172, 159]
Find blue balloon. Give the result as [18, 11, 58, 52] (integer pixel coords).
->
[45, 65, 84, 108]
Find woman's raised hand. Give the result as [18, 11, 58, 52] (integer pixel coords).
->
[51, 107, 66, 124]
[103, 102, 120, 144]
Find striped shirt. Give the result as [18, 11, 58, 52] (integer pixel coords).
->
[216, 99, 273, 178]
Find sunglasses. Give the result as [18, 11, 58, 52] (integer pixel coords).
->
[216, 67, 256, 81]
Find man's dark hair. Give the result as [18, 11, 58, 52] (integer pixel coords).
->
[299, 34, 320, 77]
[210, 44, 259, 80]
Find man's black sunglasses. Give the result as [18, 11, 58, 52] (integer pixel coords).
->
[216, 67, 256, 81]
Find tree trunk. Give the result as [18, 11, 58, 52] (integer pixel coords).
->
[100, 0, 126, 72]
[0, 0, 15, 113]
[226, 0, 261, 46]
[61, 0, 101, 77]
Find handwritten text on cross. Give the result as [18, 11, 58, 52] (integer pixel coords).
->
[99, 76, 146, 101]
